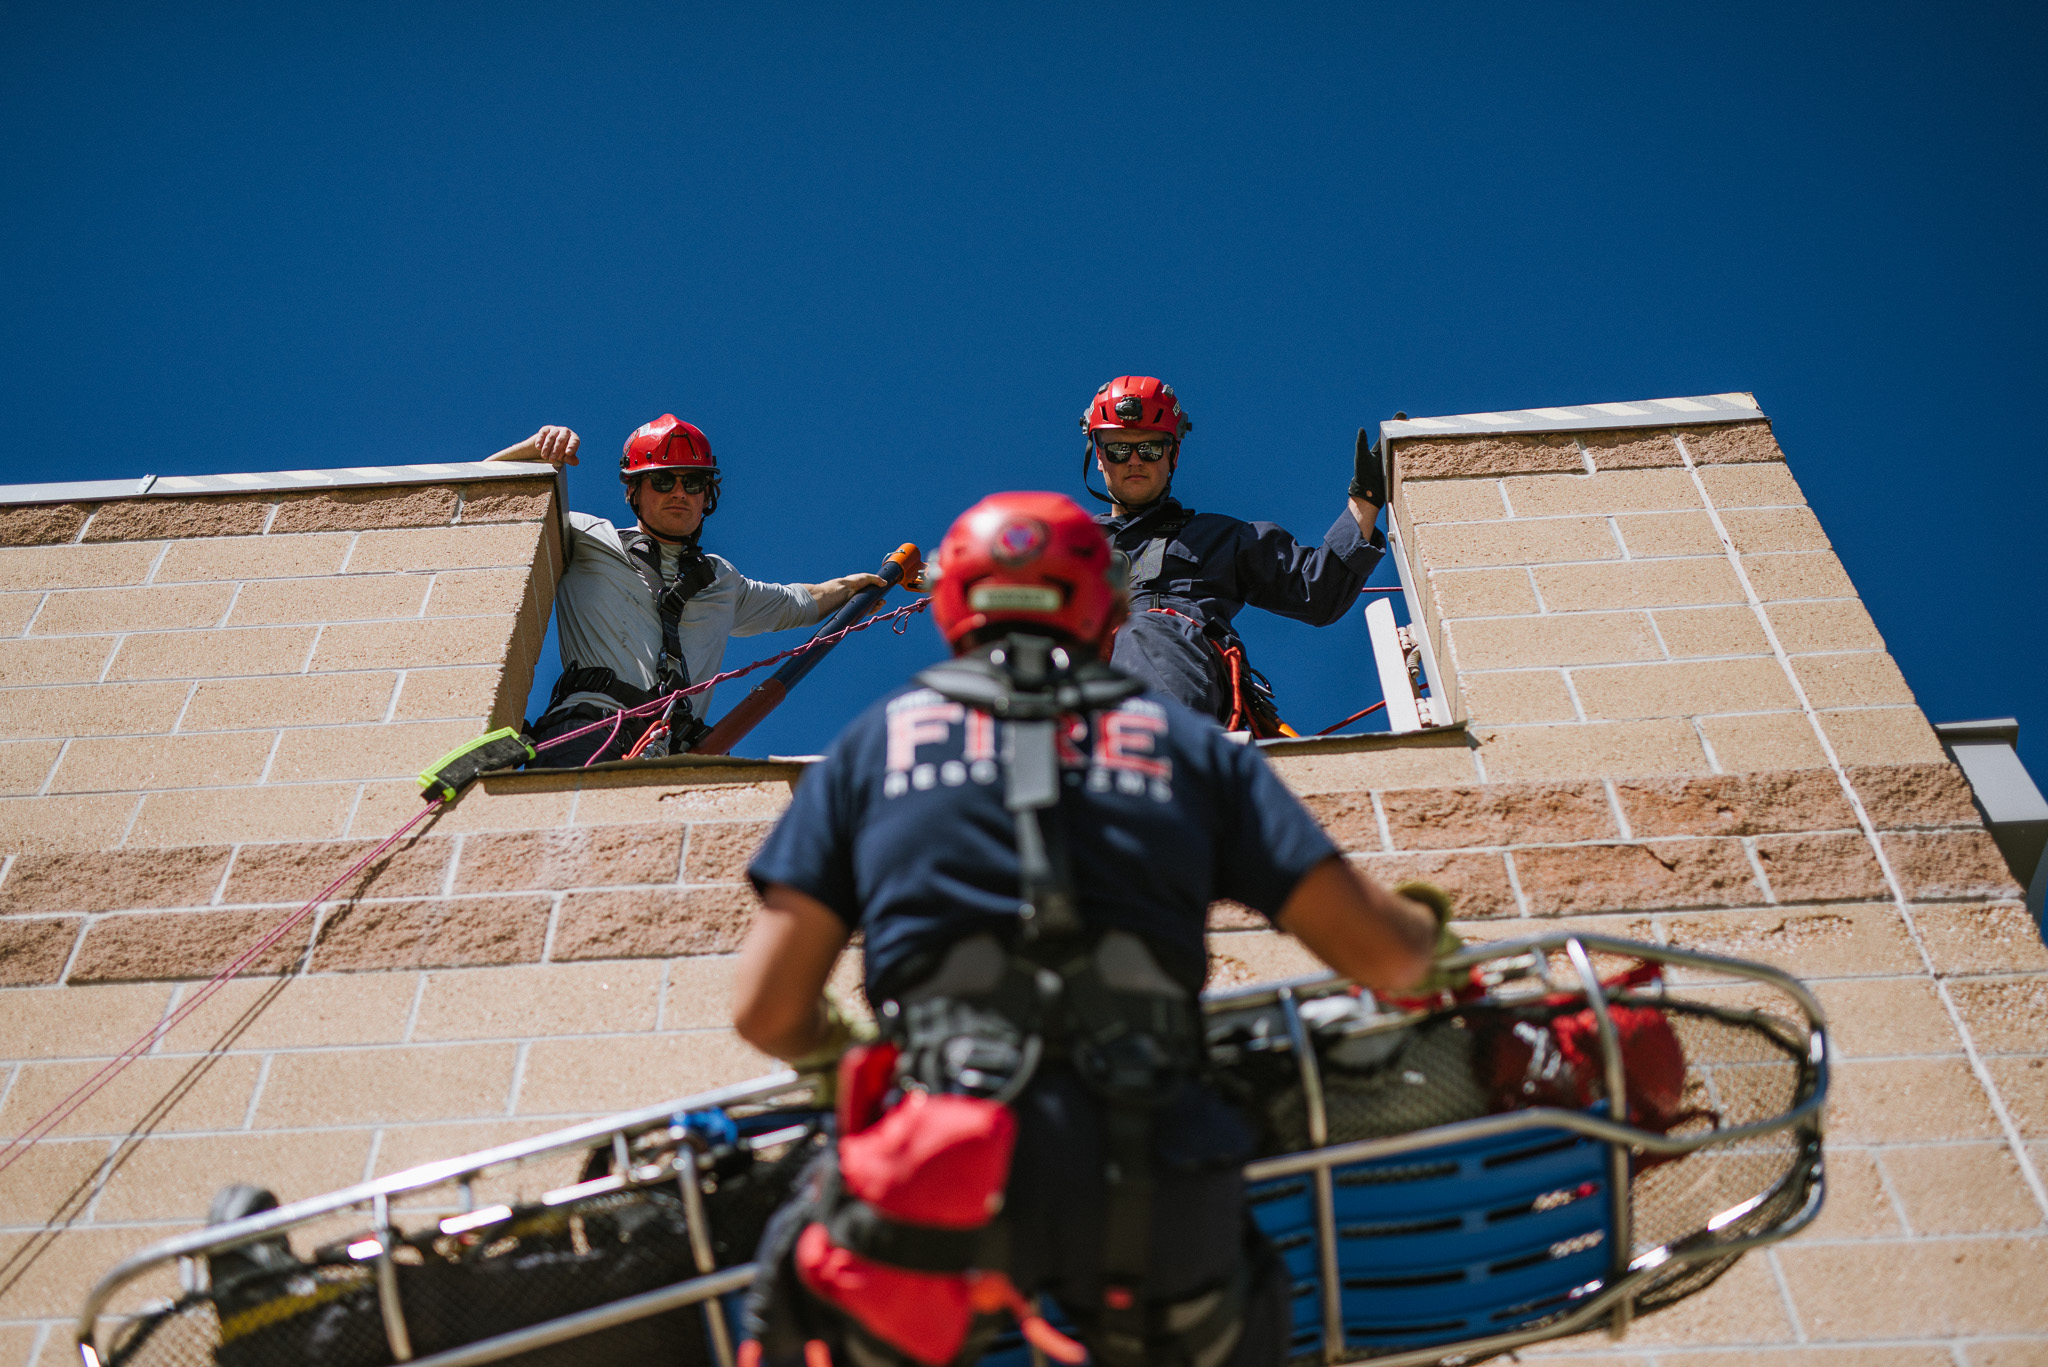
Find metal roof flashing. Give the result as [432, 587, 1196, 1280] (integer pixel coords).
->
[1381, 393, 1765, 442]
[0, 460, 558, 508]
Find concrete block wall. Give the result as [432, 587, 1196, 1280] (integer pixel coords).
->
[1385, 418, 2048, 1360]
[1, 411, 2043, 1364]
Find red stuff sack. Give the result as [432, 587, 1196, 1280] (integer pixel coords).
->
[837, 1088, 1016, 1227]
[1479, 1001, 1694, 1133]
[793, 1069, 1022, 1366]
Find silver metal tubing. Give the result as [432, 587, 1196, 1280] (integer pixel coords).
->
[372, 1194, 414, 1362]
[75, 1070, 803, 1359]
[1278, 986, 1345, 1363]
[677, 1145, 737, 1367]
[396, 1264, 756, 1367]
[1242, 1081, 1822, 1184]
[75, 931, 1833, 1366]
[1565, 937, 1635, 1339]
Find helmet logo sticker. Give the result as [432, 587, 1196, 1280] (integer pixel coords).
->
[990, 517, 1048, 567]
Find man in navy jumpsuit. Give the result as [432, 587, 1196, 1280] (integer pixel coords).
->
[732, 492, 1436, 1367]
[1080, 377, 1390, 731]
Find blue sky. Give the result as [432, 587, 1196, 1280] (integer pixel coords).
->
[4, 3, 2044, 771]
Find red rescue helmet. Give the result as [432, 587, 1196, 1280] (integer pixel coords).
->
[1079, 376, 1192, 441]
[620, 414, 715, 479]
[931, 492, 1126, 656]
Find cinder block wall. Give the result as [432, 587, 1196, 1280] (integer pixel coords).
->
[1386, 419, 2048, 1360]
[0, 416, 2043, 1365]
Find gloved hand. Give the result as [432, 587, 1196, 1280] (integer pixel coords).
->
[1394, 880, 1468, 995]
[787, 989, 877, 1106]
[1349, 428, 1389, 509]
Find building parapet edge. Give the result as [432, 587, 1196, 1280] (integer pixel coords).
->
[1382, 393, 1765, 442]
[0, 459, 556, 508]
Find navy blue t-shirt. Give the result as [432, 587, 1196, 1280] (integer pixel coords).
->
[747, 673, 1339, 998]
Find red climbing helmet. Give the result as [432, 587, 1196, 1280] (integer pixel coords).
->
[620, 414, 715, 480]
[1079, 376, 1192, 441]
[931, 492, 1126, 655]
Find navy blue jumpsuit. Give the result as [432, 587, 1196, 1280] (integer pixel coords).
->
[748, 673, 1343, 1364]
[1096, 498, 1385, 725]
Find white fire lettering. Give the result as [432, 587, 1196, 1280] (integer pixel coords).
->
[1094, 709, 1170, 780]
[964, 709, 996, 762]
[886, 703, 963, 772]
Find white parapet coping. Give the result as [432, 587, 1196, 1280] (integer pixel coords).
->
[0, 459, 555, 508]
[1382, 392, 1764, 441]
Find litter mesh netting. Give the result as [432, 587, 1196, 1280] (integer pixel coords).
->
[1625, 999, 1820, 1313]
[1260, 1017, 1495, 1153]
[99, 1132, 816, 1367]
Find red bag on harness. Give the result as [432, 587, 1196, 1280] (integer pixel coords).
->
[794, 1049, 1046, 1366]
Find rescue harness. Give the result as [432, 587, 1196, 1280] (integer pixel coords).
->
[1117, 503, 1291, 738]
[749, 637, 1250, 1367]
[545, 527, 720, 757]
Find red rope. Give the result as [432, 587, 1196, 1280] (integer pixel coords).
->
[0, 599, 932, 1174]
[537, 598, 931, 760]
[1313, 700, 1387, 736]
[0, 798, 447, 1178]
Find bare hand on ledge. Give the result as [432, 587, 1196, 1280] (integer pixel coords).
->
[487, 426, 582, 469]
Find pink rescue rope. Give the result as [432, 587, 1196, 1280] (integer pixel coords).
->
[538, 598, 930, 764]
[0, 597, 930, 1175]
[0, 799, 445, 1178]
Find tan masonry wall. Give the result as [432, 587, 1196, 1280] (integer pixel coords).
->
[0, 421, 2044, 1365]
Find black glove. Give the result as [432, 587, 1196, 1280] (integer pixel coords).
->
[1349, 427, 1388, 508]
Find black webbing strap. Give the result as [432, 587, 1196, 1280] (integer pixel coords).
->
[618, 529, 716, 697]
[1095, 1102, 1157, 1366]
[917, 638, 1144, 943]
[1003, 714, 1081, 939]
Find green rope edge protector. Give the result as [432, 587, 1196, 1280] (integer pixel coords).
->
[417, 727, 538, 803]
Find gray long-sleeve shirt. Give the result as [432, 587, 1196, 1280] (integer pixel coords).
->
[552, 511, 822, 717]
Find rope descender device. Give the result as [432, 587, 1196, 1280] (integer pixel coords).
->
[417, 727, 538, 803]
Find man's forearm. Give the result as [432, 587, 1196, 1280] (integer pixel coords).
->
[750, 996, 836, 1062]
[804, 573, 887, 618]
[804, 581, 851, 616]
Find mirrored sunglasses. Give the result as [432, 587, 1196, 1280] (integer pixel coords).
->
[1100, 439, 1172, 464]
[646, 470, 715, 495]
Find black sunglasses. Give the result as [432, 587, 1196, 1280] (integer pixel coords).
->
[645, 470, 715, 495]
[1099, 438, 1173, 464]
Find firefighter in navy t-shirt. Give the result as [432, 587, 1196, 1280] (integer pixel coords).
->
[733, 492, 1439, 1367]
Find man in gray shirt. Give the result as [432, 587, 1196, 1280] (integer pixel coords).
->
[489, 416, 882, 764]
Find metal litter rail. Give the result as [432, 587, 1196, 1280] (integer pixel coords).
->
[75, 933, 1827, 1367]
